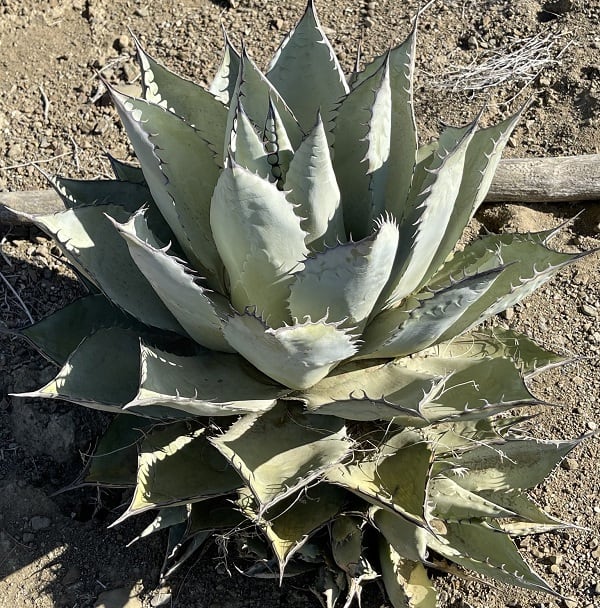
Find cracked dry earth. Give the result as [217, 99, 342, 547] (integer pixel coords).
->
[0, 1, 599, 607]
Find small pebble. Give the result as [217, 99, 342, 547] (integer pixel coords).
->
[134, 7, 149, 17]
[561, 458, 579, 471]
[587, 421, 598, 431]
[581, 304, 598, 317]
[22, 532, 35, 543]
[30, 515, 51, 531]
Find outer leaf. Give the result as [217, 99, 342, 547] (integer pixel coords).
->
[295, 358, 436, 425]
[114, 212, 233, 352]
[85, 413, 153, 487]
[136, 40, 227, 155]
[445, 437, 581, 492]
[383, 122, 477, 307]
[15, 328, 140, 412]
[378, 540, 437, 608]
[426, 520, 557, 595]
[110, 88, 224, 287]
[209, 30, 241, 105]
[186, 497, 247, 537]
[266, 0, 349, 137]
[239, 484, 346, 575]
[115, 423, 240, 522]
[222, 312, 358, 390]
[210, 163, 308, 326]
[360, 266, 505, 358]
[127, 342, 288, 416]
[429, 476, 515, 519]
[284, 114, 344, 249]
[210, 402, 350, 512]
[422, 109, 523, 280]
[371, 507, 427, 563]
[27, 205, 181, 333]
[127, 506, 189, 547]
[288, 218, 399, 329]
[20, 294, 134, 365]
[431, 327, 566, 374]
[334, 59, 391, 238]
[430, 232, 585, 342]
[326, 440, 432, 528]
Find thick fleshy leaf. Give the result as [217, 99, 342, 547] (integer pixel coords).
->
[288, 218, 399, 329]
[326, 440, 432, 527]
[359, 266, 505, 358]
[429, 232, 585, 342]
[114, 212, 233, 352]
[378, 540, 437, 608]
[127, 506, 189, 547]
[225, 50, 303, 156]
[136, 40, 227, 154]
[334, 59, 391, 238]
[295, 358, 435, 425]
[430, 476, 515, 519]
[383, 122, 477, 307]
[445, 437, 581, 492]
[407, 356, 536, 422]
[222, 312, 358, 390]
[14, 328, 136, 411]
[229, 103, 272, 179]
[85, 413, 153, 487]
[312, 565, 346, 608]
[20, 294, 134, 365]
[210, 402, 350, 512]
[114, 423, 241, 522]
[426, 520, 557, 595]
[26, 205, 181, 333]
[161, 529, 211, 580]
[108, 154, 146, 183]
[371, 508, 427, 563]
[51, 175, 151, 211]
[238, 484, 346, 574]
[110, 88, 224, 286]
[422, 110, 523, 280]
[209, 30, 241, 105]
[284, 115, 344, 249]
[127, 342, 288, 416]
[186, 497, 246, 537]
[266, 0, 348, 137]
[480, 490, 572, 535]
[210, 163, 308, 326]
[429, 327, 566, 374]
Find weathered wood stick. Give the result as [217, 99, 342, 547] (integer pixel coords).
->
[0, 154, 598, 225]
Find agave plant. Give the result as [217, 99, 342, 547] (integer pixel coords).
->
[11, 1, 587, 606]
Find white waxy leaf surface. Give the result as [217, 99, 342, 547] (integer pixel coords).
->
[288, 218, 399, 329]
[136, 40, 227, 155]
[210, 163, 308, 326]
[110, 88, 224, 288]
[114, 213, 233, 352]
[229, 103, 271, 179]
[266, 0, 349, 138]
[284, 115, 344, 249]
[209, 30, 241, 105]
[222, 313, 358, 390]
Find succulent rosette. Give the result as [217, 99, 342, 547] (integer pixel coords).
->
[11, 2, 586, 606]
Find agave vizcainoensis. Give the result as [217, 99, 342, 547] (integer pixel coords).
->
[12, 1, 587, 606]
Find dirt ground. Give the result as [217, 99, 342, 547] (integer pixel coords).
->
[0, 1, 599, 607]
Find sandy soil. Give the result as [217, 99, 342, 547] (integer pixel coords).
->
[0, 1, 598, 607]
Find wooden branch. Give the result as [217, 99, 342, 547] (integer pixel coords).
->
[1, 154, 598, 225]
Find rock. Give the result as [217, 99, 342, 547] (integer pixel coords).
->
[30, 515, 51, 531]
[561, 457, 579, 471]
[114, 35, 131, 53]
[581, 304, 598, 317]
[21, 532, 35, 543]
[134, 7, 149, 17]
[94, 588, 143, 608]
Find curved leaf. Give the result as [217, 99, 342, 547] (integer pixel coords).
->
[222, 312, 358, 390]
[209, 30, 241, 105]
[210, 163, 308, 326]
[288, 217, 399, 329]
[266, 0, 349, 136]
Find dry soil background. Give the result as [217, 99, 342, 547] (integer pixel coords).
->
[0, 1, 599, 607]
